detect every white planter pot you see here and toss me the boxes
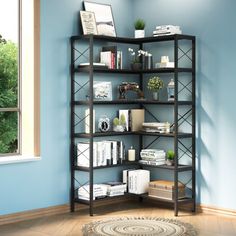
[135,30,145,38]
[113,125,125,132]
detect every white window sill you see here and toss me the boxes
[0,155,41,165]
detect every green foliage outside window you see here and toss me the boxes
[0,34,18,154]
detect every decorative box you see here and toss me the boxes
[148,180,186,200]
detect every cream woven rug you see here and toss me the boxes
[82,217,197,236]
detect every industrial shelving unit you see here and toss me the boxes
[70,34,196,216]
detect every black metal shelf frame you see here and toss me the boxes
[70,34,196,217]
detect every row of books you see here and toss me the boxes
[153,25,182,37]
[77,140,125,167]
[77,173,186,201]
[78,182,127,200]
[100,46,123,69]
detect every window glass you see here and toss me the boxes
[0,0,19,155]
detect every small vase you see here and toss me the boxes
[135,30,145,38]
[152,91,159,100]
[130,62,142,70]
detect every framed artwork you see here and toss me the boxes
[84,1,116,37]
[80,11,98,35]
[93,81,112,101]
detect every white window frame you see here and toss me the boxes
[0,0,41,164]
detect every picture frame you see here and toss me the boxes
[83,1,116,37]
[80,11,98,35]
[93,81,112,101]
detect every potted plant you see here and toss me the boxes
[128,48,142,70]
[113,114,126,132]
[147,76,164,100]
[134,19,145,38]
[166,150,175,166]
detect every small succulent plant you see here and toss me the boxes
[134,19,145,30]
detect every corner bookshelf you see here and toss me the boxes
[70,34,196,216]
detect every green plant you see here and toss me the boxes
[113,114,126,126]
[147,76,164,92]
[167,150,175,160]
[120,114,126,126]
[113,117,119,126]
[134,19,145,30]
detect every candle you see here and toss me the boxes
[128,146,135,161]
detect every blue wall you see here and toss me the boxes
[133,0,236,210]
[0,0,133,216]
[1,0,236,216]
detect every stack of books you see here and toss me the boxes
[153,25,182,37]
[142,122,170,133]
[77,140,125,167]
[139,149,166,166]
[100,46,123,69]
[78,184,107,201]
[102,181,127,197]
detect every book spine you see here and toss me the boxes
[112,141,117,165]
[111,52,115,69]
[85,109,95,133]
[93,142,97,167]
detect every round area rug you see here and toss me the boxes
[82,217,197,236]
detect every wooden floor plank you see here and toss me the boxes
[1,202,236,236]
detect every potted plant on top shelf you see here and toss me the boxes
[166,150,175,166]
[147,76,164,100]
[134,19,145,38]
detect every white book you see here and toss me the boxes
[100,51,112,69]
[112,141,117,165]
[104,141,112,165]
[93,142,98,167]
[120,141,124,162]
[128,170,150,194]
[96,142,104,166]
[85,109,95,134]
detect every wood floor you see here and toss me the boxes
[0,201,236,236]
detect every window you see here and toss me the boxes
[0,0,20,155]
[0,0,40,161]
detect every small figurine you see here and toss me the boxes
[118,82,145,100]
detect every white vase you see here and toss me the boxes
[135,30,145,38]
[152,91,159,100]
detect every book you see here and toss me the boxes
[93,81,112,101]
[100,51,113,69]
[119,110,129,131]
[130,109,145,131]
[104,141,112,165]
[102,46,117,69]
[79,62,107,67]
[85,109,95,134]
[111,141,117,165]
[117,51,123,69]
[127,170,150,194]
